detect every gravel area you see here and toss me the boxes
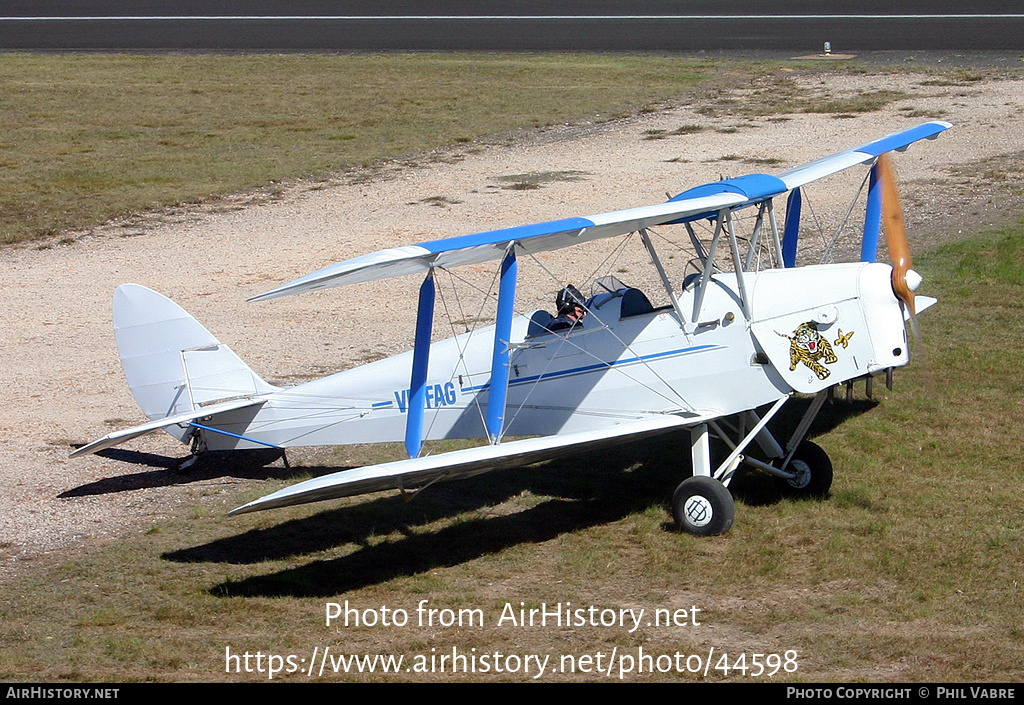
[2,69,1023,579]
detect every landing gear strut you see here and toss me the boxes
[672,391,834,536]
[175,427,207,472]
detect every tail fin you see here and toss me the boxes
[113,284,277,440]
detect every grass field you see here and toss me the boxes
[1,53,1021,682]
[2,223,1022,681]
[0,53,723,245]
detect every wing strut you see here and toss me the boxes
[766,199,785,269]
[691,209,727,322]
[639,228,690,337]
[782,188,801,267]
[405,269,435,459]
[486,246,518,443]
[861,160,883,262]
[692,209,752,321]
[724,210,752,319]
[743,202,768,271]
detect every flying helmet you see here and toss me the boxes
[556,284,586,315]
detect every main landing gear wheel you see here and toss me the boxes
[672,476,736,536]
[773,440,833,498]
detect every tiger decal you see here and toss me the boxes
[778,321,839,380]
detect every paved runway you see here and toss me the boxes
[2,1,1023,52]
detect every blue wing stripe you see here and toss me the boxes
[419,217,593,254]
[669,173,788,203]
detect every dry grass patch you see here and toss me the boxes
[0,53,714,245]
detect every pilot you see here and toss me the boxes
[548,284,587,331]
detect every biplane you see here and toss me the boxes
[72,121,951,535]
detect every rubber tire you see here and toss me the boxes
[672,476,736,536]
[773,440,833,498]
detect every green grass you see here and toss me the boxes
[1,53,989,246]
[0,53,719,245]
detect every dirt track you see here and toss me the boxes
[3,69,1023,578]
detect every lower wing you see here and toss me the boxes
[229,413,712,515]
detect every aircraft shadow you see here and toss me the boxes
[167,394,880,598]
[167,431,690,562]
[778,394,878,437]
[179,434,694,597]
[206,494,643,598]
[59,447,294,498]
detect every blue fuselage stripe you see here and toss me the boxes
[190,422,284,449]
[460,343,720,393]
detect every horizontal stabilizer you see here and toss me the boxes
[70,397,266,458]
[229,413,704,515]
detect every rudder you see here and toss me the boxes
[113,284,277,441]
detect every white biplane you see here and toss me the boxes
[72,121,950,535]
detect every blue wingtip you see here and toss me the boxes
[855,121,952,158]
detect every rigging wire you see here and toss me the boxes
[820,168,872,264]
[521,245,697,409]
[429,262,504,439]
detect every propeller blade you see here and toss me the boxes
[879,153,916,315]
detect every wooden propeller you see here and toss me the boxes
[879,152,917,315]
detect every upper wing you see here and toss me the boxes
[248,194,743,301]
[70,396,266,457]
[250,121,951,302]
[777,120,951,190]
[229,412,708,515]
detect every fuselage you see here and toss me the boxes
[201,261,908,452]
